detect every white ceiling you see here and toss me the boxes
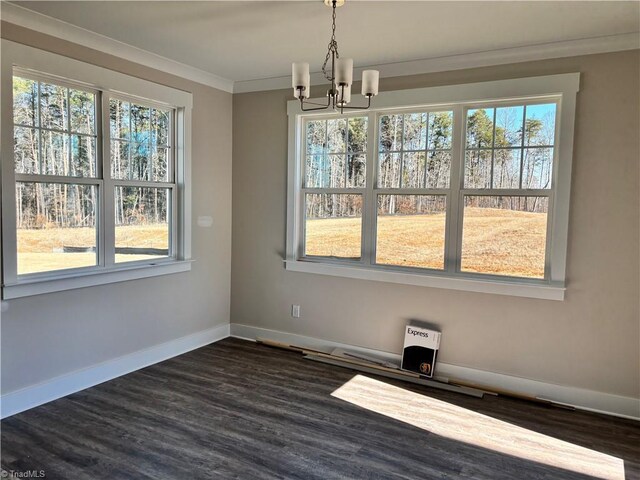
[9,1,640,84]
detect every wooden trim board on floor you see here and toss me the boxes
[232,324,640,420]
[305,354,485,398]
[256,338,570,404]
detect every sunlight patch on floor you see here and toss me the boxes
[331,375,624,480]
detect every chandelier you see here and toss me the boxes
[291,0,379,113]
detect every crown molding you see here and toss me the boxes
[0,2,235,93]
[234,31,640,93]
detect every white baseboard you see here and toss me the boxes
[230,323,640,421]
[4,322,637,422]
[1,323,230,419]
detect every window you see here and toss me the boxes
[304,117,366,259]
[287,74,580,300]
[2,41,192,298]
[109,99,173,264]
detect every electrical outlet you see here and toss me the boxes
[291,304,301,318]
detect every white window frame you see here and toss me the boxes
[1,40,193,299]
[286,73,580,301]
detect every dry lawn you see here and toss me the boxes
[18,209,547,278]
[17,224,168,275]
[306,207,547,278]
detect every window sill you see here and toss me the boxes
[2,260,192,300]
[284,260,565,301]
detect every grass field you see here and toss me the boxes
[306,207,547,278]
[17,208,547,278]
[17,224,168,275]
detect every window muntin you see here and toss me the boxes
[296,99,559,282]
[11,71,177,277]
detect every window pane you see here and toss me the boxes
[347,154,365,188]
[464,150,492,189]
[401,152,425,188]
[305,154,323,188]
[327,154,346,187]
[111,140,130,179]
[13,76,37,126]
[378,152,401,188]
[16,182,97,275]
[466,108,494,148]
[379,114,403,151]
[525,104,556,146]
[115,187,170,263]
[152,146,170,182]
[305,194,361,259]
[376,195,446,270]
[151,108,170,146]
[495,106,524,147]
[427,111,453,150]
[40,82,68,131]
[426,151,451,189]
[523,148,553,189]
[403,113,427,151]
[347,117,367,153]
[130,104,150,143]
[69,89,95,135]
[461,196,548,278]
[492,148,521,189]
[110,99,130,140]
[14,127,39,174]
[41,130,69,176]
[304,154,345,188]
[327,118,347,153]
[131,142,150,181]
[306,120,326,155]
[70,135,97,177]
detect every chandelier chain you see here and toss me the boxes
[321,1,339,82]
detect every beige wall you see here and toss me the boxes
[1,23,233,394]
[232,50,640,398]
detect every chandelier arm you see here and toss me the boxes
[300,103,332,112]
[335,96,373,111]
[301,99,332,107]
[299,95,332,111]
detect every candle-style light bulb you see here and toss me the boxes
[292,62,310,98]
[295,74,311,99]
[338,84,351,105]
[362,70,379,96]
[335,58,353,86]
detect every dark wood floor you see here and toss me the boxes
[2,337,639,479]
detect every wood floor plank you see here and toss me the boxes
[2,337,639,479]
